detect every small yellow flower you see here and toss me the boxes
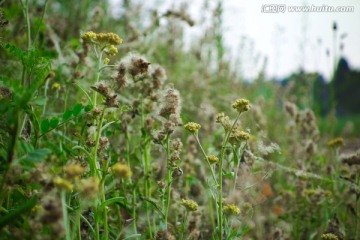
[54,177,73,192]
[184,122,201,134]
[320,233,339,240]
[223,204,241,215]
[112,163,132,179]
[103,58,110,64]
[216,113,225,123]
[64,164,85,180]
[207,155,219,164]
[238,131,251,140]
[81,31,97,43]
[180,199,198,211]
[106,45,118,56]
[51,82,61,91]
[327,137,344,148]
[232,98,250,113]
[96,32,122,45]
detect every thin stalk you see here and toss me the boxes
[179,211,189,240]
[164,134,172,228]
[92,108,106,177]
[100,179,108,240]
[232,142,247,192]
[194,133,218,185]
[218,112,241,239]
[93,50,103,108]
[61,191,71,240]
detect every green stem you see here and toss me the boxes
[180,211,189,240]
[93,50,103,109]
[61,191,71,240]
[218,112,241,239]
[92,108,105,177]
[164,134,172,228]
[194,134,218,185]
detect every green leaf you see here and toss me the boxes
[49,117,60,128]
[73,104,83,116]
[99,197,125,211]
[21,148,51,164]
[30,96,47,106]
[84,104,93,112]
[63,110,72,121]
[41,119,49,132]
[0,198,37,228]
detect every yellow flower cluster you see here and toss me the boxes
[327,137,344,148]
[223,204,241,215]
[54,177,73,192]
[184,122,201,134]
[216,112,225,123]
[320,233,339,240]
[232,98,250,113]
[106,45,118,56]
[207,155,219,164]
[81,31,123,45]
[112,163,132,179]
[64,164,85,180]
[180,199,198,211]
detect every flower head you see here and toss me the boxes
[327,138,344,148]
[207,155,219,164]
[184,122,201,134]
[64,164,86,180]
[54,178,73,192]
[81,31,97,43]
[112,163,132,179]
[106,45,118,56]
[321,233,339,240]
[181,199,198,211]
[232,98,250,113]
[223,204,241,215]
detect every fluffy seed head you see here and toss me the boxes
[64,164,85,179]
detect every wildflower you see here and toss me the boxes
[78,177,99,198]
[103,58,110,64]
[54,178,73,192]
[232,98,250,113]
[215,112,225,123]
[96,32,122,45]
[321,233,339,240]
[229,130,251,145]
[106,45,118,56]
[327,138,344,148]
[112,163,132,179]
[184,122,201,134]
[51,82,61,91]
[150,65,167,89]
[64,164,85,180]
[223,204,241,215]
[180,199,198,211]
[81,31,97,43]
[207,155,219,164]
[115,62,127,90]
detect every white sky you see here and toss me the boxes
[110,0,360,80]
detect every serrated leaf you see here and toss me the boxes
[41,119,49,132]
[49,117,60,128]
[73,104,83,116]
[63,110,72,121]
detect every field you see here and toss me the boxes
[0,1,359,240]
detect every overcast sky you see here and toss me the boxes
[110,0,360,80]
